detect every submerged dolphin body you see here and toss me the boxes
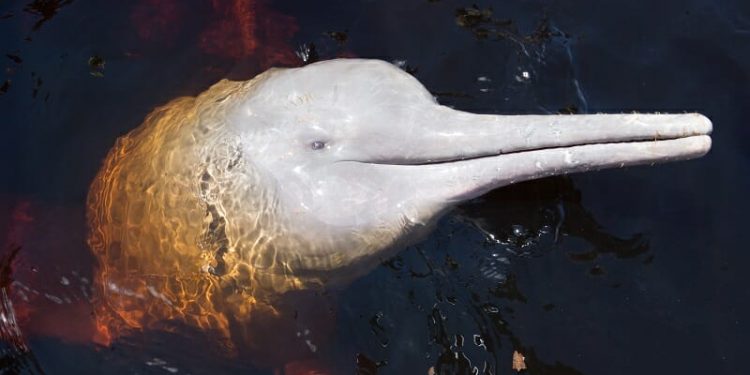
[87,58,711,338]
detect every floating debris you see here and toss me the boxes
[324,30,348,45]
[559,105,579,114]
[455,6,495,29]
[88,55,105,77]
[24,0,74,32]
[454,5,561,49]
[6,54,22,64]
[356,353,385,374]
[512,350,527,371]
[0,80,9,95]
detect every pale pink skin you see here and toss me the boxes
[70,58,717,300]
[217,59,712,286]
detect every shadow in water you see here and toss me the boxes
[458,176,649,260]
[337,177,650,374]
[0,177,675,374]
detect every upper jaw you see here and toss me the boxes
[364,133,712,167]
[344,112,712,204]
[353,111,712,166]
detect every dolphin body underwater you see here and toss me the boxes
[87,58,711,345]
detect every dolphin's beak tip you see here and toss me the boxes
[685,134,712,160]
[694,113,712,156]
[699,134,712,156]
[695,112,713,134]
[678,113,712,158]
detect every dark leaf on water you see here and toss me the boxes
[454,5,560,47]
[6,54,23,64]
[559,104,579,114]
[455,6,493,28]
[0,245,22,287]
[324,31,348,45]
[88,55,105,77]
[24,0,75,31]
[0,80,10,95]
[444,255,459,270]
[524,18,554,44]
[356,353,386,375]
[88,55,105,69]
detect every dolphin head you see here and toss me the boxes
[214,59,711,284]
[88,59,711,337]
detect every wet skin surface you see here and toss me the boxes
[1,0,749,374]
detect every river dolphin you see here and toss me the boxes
[87,58,711,338]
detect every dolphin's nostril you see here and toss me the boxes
[311,141,326,150]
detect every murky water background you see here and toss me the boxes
[2,0,749,374]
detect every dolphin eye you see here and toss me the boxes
[310,141,326,150]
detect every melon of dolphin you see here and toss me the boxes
[87,58,711,339]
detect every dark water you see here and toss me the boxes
[1,0,749,374]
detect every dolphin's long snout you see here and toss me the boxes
[85,58,716,339]
[364,110,711,164]
[360,111,712,202]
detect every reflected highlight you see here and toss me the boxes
[87,78,305,345]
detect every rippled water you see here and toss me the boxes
[2,0,749,374]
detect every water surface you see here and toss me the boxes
[1,0,749,374]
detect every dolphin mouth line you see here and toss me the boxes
[351,133,711,166]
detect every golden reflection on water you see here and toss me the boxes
[86,77,306,348]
